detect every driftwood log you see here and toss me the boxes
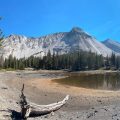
[19,84,69,119]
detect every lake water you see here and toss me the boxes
[53,72,120,90]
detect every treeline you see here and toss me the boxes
[1,51,120,71]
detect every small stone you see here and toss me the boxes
[51,111,54,116]
[44,115,48,118]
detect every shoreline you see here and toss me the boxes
[1,70,120,119]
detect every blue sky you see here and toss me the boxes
[0,0,120,41]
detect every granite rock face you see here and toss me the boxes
[1,27,113,59]
[103,39,120,54]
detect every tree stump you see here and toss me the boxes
[19,84,30,120]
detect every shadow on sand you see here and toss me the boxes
[2,109,42,120]
[9,110,22,120]
[0,109,22,120]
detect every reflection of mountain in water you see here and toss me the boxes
[53,72,120,90]
[103,73,120,90]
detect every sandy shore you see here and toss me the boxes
[1,70,120,119]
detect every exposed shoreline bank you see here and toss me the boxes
[0,70,120,119]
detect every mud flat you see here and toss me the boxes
[0,70,120,120]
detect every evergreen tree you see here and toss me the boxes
[105,55,110,69]
[110,52,116,67]
[2,50,120,71]
[45,50,52,69]
[18,59,25,70]
[3,58,8,69]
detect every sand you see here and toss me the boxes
[0,70,120,119]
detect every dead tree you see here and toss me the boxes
[19,84,69,119]
[19,84,30,119]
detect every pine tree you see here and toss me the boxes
[19,59,25,70]
[3,49,120,71]
[110,52,116,67]
[52,52,56,69]
[104,55,110,69]
[3,58,8,69]
[46,50,52,69]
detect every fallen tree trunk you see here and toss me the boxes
[27,95,69,117]
[20,84,69,119]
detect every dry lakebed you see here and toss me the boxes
[0,70,120,120]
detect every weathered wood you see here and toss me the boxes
[19,84,69,118]
[28,95,69,117]
[19,84,29,119]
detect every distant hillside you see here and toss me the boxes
[103,39,120,54]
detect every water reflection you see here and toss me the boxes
[53,72,120,90]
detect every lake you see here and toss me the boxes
[53,72,120,90]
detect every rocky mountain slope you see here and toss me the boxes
[2,27,113,59]
[103,39,120,54]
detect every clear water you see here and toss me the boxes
[53,72,120,90]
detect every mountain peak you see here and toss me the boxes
[105,38,113,42]
[70,27,93,38]
[7,34,27,39]
[71,27,84,33]
[2,27,113,59]
[103,39,118,44]
[103,39,120,54]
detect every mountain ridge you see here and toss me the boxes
[1,27,115,59]
[103,39,120,54]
